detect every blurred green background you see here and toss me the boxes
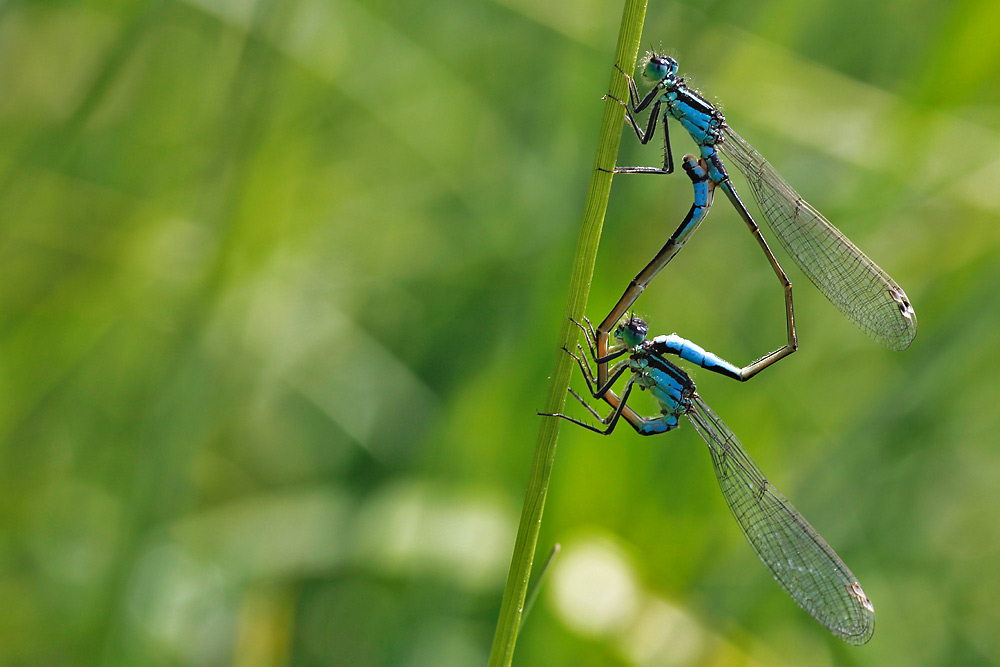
[3,0,1000,664]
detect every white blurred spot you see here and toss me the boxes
[618,597,704,667]
[170,488,351,579]
[353,480,515,590]
[549,536,639,635]
[127,543,235,664]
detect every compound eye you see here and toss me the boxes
[617,316,648,347]
[644,55,677,80]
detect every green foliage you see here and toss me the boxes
[2,0,999,665]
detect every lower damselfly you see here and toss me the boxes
[542,315,876,645]
[592,51,916,388]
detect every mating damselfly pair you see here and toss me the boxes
[543,51,916,645]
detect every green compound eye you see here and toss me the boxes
[644,54,677,80]
[615,315,648,348]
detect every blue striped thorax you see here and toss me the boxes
[643,52,726,150]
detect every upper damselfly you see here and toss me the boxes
[593,52,916,386]
[542,315,876,644]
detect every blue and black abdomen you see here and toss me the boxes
[650,334,742,380]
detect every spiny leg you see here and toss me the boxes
[561,326,631,401]
[542,340,653,435]
[575,315,632,364]
[566,342,631,400]
[613,64,642,108]
[570,317,599,360]
[567,388,605,421]
[542,376,675,437]
[540,376,639,435]
[717,179,798,379]
[604,92,673,174]
[612,64,662,116]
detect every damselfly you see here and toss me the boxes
[593,52,916,386]
[542,315,876,644]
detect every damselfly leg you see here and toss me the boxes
[604,53,916,350]
[542,315,876,644]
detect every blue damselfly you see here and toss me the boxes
[593,52,916,387]
[543,315,876,644]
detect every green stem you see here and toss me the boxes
[486,2,648,665]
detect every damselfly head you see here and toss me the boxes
[614,314,649,348]
[643,53,678,82]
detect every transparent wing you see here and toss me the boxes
[686,395,875,644]
[718,127,916,350]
